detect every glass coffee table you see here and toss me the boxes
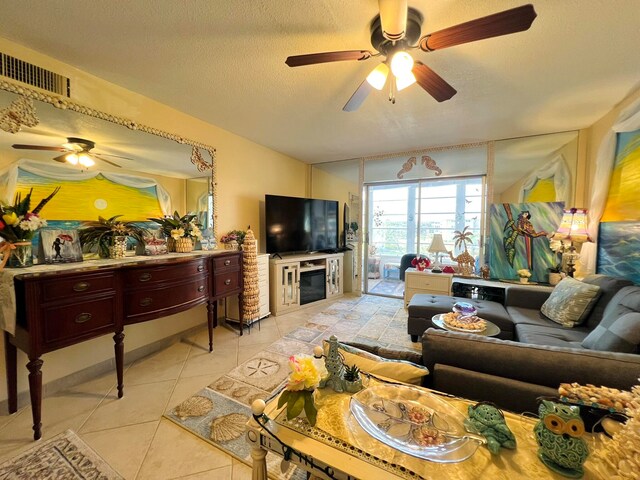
[431,313,501,337]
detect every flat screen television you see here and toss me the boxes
[266,194,339,254]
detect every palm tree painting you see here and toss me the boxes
[489,202,564,282]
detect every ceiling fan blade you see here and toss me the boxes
[419,4,537,52]
[12,144,68,152]
[342,79,374,112]
[378,0,408,41]
[93,154,122,168]
[412,62,457,102]
[285,50,372,67]
[53,154,68,163]
[94,152,133,161]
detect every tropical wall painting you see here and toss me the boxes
[597,128,640,284]
[489,201,564,282]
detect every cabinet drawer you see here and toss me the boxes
[42,296,116,345]
[213,271,241,296]
[123,259,207,286]
[405,273,451,293]
[42,272,116,302]
[213,254,241,272]
[125,275,208,317]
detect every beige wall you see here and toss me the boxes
[0,38,307,403]
[311,166,359,240]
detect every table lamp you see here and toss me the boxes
[550,208,591,277]
[428,234,449,273]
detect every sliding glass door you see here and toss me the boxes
[364,176,485,297]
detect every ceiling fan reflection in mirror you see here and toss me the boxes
[12,137,131,168]
[285,1,537,111]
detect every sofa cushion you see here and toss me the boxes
[516,324,588,348]
[540,277,601,326]
[323,340,429,385]
[581,275,634,329]
[582,312,640,353]
[599,286,640,328]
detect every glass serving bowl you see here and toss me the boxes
[348,384,485,463]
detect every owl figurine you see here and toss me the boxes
[534,400,589,478]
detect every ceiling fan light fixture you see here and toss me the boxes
[395,71,416,91]
[78,153,95,167]
[65,153,79,165]
[366,63,389,90]
[390,51,414,78]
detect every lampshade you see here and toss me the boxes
[396,71,416,91]
[428,234,448,253]
[390,51,414,77]
[551,208,591,243]
[366,63,389,90]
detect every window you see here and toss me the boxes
[367,176,485,261]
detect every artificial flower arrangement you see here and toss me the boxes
[548,239,564,273]
[411,256,431,271]
[149,211,203,241]
[79,215,148,258]
[517,268,532,278]
[277,354,322,426]
[220,229,246,246]
[0,187,60,267]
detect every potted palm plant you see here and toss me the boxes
[79,215,148,259]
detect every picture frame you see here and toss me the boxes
[39,229,83,264]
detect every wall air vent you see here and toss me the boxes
[0,52,70,97]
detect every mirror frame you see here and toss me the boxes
[0,78,217,239]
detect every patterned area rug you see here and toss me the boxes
[165,295,415,479]
[0,430,122,480]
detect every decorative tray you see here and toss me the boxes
[348,384,484,463]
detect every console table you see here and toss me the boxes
[1,250,243,440]
[451,277,554,305]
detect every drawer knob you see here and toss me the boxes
[224,259,231,266]
[224,279,231,286]
[139,273,152,282]
[198,285,205,292]
[197,265,204,272]
[140,297,153,307]
[73,282,90,292]
[75,313,92,324]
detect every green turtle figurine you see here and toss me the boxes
[534,400,589,478]
[464,402,516,454]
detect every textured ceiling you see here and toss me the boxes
[0,0,639,164]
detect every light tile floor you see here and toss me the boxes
[0,299,339,479]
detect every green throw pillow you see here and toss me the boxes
[582,312,640,353]
[540,277,601,327]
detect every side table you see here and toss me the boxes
[404,268,452,307]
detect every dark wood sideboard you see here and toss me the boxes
[3,250,243,440]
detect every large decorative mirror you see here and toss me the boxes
[0,81,217,237]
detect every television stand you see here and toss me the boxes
[269,252,344,315]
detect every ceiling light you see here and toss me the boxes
[366,63,389,90]
[390,51,414,78]
[396,71,416,91]
[78,153,95,167]
[65,153,79,165]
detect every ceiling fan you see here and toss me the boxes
[12,137,130,168]
[285,1,537,111]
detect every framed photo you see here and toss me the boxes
[39,229,83,264]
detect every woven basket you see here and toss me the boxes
[175,237,194,253]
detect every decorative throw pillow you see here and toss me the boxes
[322,341,429,385]
[540,277,601,327]
[582,312,640,353]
